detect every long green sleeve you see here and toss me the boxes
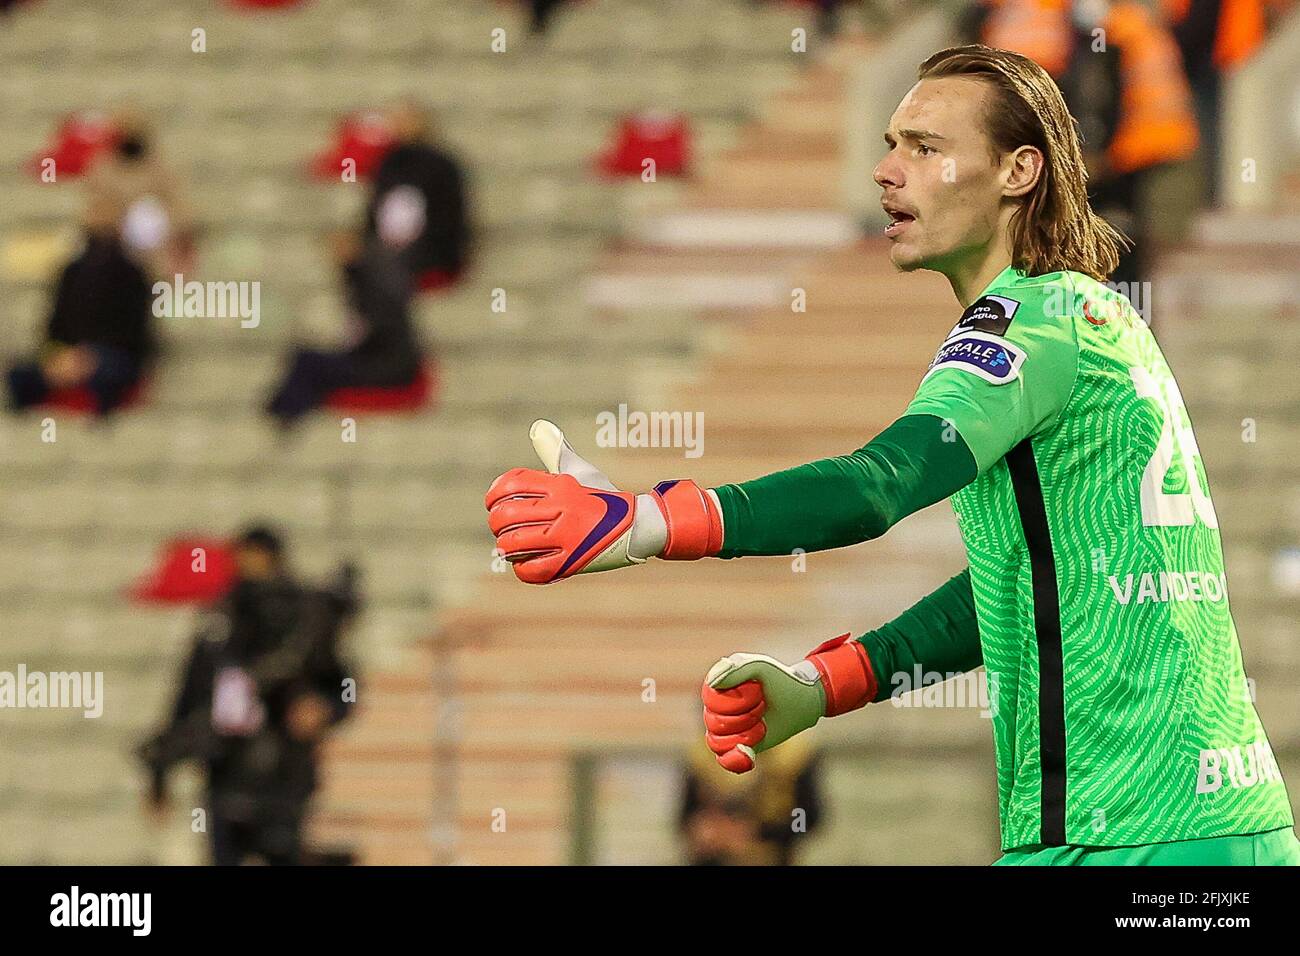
[712,413,978,558]
[857,567,982,703]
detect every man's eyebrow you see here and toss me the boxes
[896,128,946,141]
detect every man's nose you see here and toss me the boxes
[874,154,901,189]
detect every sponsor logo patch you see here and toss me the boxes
[949,294,1020,337]
[923,331,1025,385]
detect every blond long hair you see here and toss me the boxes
[918,44,1127,281]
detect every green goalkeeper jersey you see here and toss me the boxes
[904,265,1293,849]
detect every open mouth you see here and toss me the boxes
[883,207,916,239]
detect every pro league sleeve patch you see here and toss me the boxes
[950,294,1020,336]
[922,331,1026,386]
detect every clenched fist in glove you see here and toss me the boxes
[702,634,878,773]
[485,420,724,585]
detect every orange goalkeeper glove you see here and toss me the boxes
[702,634,878,773]
[485,420,723,585]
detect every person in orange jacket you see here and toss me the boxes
[965,0,1200,308]
[1163,0,1269,202]
[961,0,1077,78]
[1058,0,1199,306]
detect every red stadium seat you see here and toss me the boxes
[226,0,307,9]
[324,362,438,414]
[309,111,395,182]
[25,111,118,180]
[416,267,464,294]
[128,537,239,605]
[39,378,148,414]
[594,112,690,178]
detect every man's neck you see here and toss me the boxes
[944,240,1015,308]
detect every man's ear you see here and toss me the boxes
[1002,145,1044,198]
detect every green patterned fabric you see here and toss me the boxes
[993,826,1300,865]
[906,266,1293,849]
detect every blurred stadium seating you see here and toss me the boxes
[0,0,1296,865]
[0,0,811,865]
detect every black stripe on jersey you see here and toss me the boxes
[1006,438,1067,846]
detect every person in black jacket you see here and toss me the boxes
[363,99,472,288]
[1166,0,1263,206]
[1055,6,1145,292]
[526,0,568,35]
[6,230,155,415]
[266,99,471,427]
[0,0,38,17]
[265,234,423,426]
[7,110,192,416]
[139,526,359,865]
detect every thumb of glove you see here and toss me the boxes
[706,653,820,692]
[529,420,617,491]
[705,653,825,758]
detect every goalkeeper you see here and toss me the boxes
[484,45,1298,865]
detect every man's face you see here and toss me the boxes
[873,77,1008,273]
[388,101,430,143]
[235,545,277,582]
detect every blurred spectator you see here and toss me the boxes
[267,99,462,426]
[964,0,1199,291]
[363,99,472,291]
[5,233,154,415]
[805,0,870,37]
[528,0,569,34]
[81,108,196,279]
[678,739,823,865]
[1059,0,1199,291]
[960,0,1076,78]
[6,109,193,416]
[1162,0,1268,203]
[265,235,424,427]
[815,0,846,36]
[138,526,359,866]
